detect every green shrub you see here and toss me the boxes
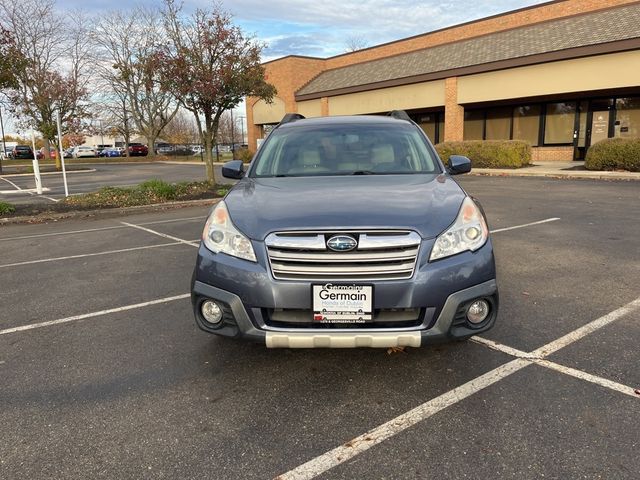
[585,138,640,172]
[435,140,532,169]
[236,148,255,163]
[139,179,177,200]
[0,201,15,215]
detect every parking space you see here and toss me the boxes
[1,177,639,479]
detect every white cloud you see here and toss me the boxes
[219,0,550,57]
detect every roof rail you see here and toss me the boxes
[387,110,412,122]
[279,113,306,125]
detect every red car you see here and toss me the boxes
[128,143,149,156]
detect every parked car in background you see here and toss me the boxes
[100,147,122,158]
[72,146,97,158]
[155,143,173,155]
[128,143,149,156]
[38,147,58,160]
[12,145,34,159]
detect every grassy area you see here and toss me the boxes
[61,180,231,209]
[0,201,15,215]
[0,180,231,218]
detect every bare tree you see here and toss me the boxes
[96,88,136,156]
[93,7,178,153]
[0,0,92,168]
[344,35,368,52]
[158,0,275,182]
[163,109,199,145]
[217,111,243,145]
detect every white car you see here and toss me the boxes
[72,146,97,158]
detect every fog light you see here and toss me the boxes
[201,300,223,324]
[466,299,490,324]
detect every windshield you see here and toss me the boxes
[251,122,441,177]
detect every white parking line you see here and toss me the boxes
[121,221,199,247]
[0,240,198,269]
[1,176,59,202]
[0,188,52,194]
[275,359,531,480]
[531,359,639,399]
[529,296,640,357]
[0,294,190,336]
[276,296,640,479]
[0,176,25,191]
[0,216,206,242]
[490,217,560,233]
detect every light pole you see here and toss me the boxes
[238,115,246,146]
[0,104,5,174]
[230,108,235,160]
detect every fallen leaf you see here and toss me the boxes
[387,346,406,355]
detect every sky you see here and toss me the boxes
[3,0,547,136]
[57,0,548,59]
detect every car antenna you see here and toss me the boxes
[279,113,306,125]
[387,110,412,122]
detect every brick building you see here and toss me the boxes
[246,0,640,161]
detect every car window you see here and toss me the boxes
[251,123,440,177]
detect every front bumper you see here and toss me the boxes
[193,278,497,347]
[191,238,498,348]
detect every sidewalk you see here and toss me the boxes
[471,161,640,180]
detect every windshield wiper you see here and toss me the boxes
[351,170,376,175]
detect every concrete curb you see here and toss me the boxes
[0,168,97,178]
[0,197,220,226]
[468,170,640,181]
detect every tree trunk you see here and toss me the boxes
[146,134,157,156]
[203,133,214,183]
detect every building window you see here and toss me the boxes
[463,110,484,140]
[615,97,640,139]
[544,102,576,144]
[512,105,540,146]
[485,107,511,140]
[417,114,437,143]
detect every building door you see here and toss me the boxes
[589,111,610,146]
[584,98,614,154]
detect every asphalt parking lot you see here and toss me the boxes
[0,162,233,205]
[1,176,639,479]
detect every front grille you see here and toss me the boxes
[265,230,421,280]
[264,308,425,329]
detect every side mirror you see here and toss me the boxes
[447,155,472,175]
[222,160,245,179]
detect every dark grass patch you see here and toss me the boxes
[0,201,15,215]
[0,180,231,218]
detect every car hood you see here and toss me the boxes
[224,174,466,240]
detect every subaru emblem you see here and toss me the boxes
[327,235,357,252]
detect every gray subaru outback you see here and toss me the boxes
[191,112,498,348]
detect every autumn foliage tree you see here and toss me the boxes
[0,0,91,169]
[0,25,23,90]
[158,0,276,182]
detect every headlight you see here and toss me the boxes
[429,197,489,261]
[202,201,257,262]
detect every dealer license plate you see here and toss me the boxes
[312,284,373,323]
